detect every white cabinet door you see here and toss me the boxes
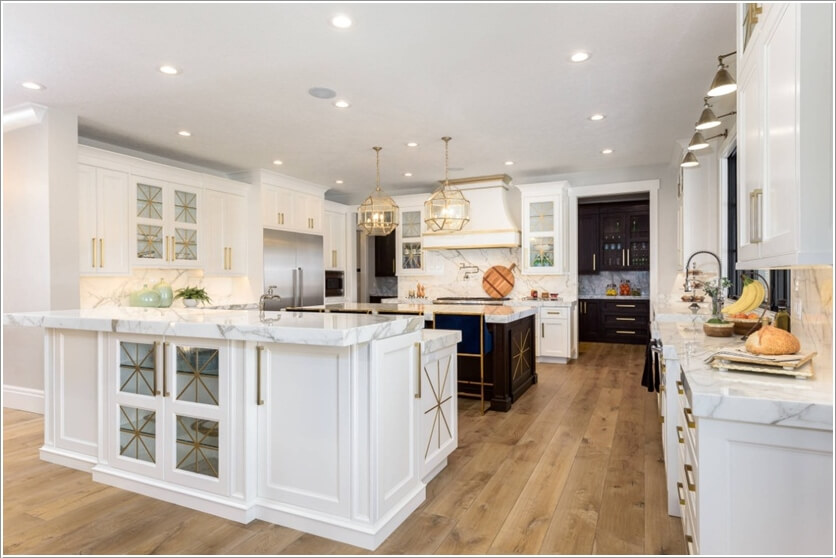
[397,207,425,275]
[262,184,322,234]
[132,177,201,268]
[538,307,571,359]
[106,334,232,496]
[418,342,457,482]
[257,344,351,516]
[204,190,247,276]
[324,210,346,270]
[79,164,130,275]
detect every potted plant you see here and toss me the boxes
[174,286,212,307]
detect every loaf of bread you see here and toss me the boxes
[744,325,801,355]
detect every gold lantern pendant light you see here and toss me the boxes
[424,136,470,232]
[357,146,399,236]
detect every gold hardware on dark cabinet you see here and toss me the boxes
[616,330,636,334]
[615,304,636,308]
[256,346,264,405]
[627,248,630,266]
[616,317,636,321]
[592,253,596,271]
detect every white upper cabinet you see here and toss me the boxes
[132,176,202,268]
[517,182,569,275]
[79,164,131,275]
[262,184,323,234]
[324,209,347,271]
[390,194,443,276]
[736,3,833,268]
[204,184,247,276]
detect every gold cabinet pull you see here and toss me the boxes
[153,342,161,395]
[332,250,337,268]
[414,342,422,399]
[541,323,545,337]
[256,346,264,405]
[659,413,664,424]
[170,236,176,262]
[676,426,685,444]
[750,188,763,243]
[547,311,560,315]
[622,248,625,266]
[228,247,232,270]
[615,304,636,308]
[684,407,696,429]
[616,330,636,334]
[592,253,596,271]
[91,238,97,268]
[616,317,636,321]
[676,380,684,395]
[277,212,281,225]
[685,535,695,555]
[99,238,104,267]
[684,463,696,491]
[627,248,630,266]
[676,482,686,506]
[162,342,170,397]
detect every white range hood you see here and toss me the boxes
[422,174,521,250]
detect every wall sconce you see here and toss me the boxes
[680,151,699,168]
[707,51,737,97]
[681,129,728,167]
[695,98,736,130]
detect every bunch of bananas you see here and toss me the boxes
[721,278,765,315]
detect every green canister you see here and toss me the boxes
[154,278,173,308]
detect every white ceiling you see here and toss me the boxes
[2,3,736,204]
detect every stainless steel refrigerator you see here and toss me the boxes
[262,229,324,310]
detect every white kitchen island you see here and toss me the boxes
[3,307,460,550]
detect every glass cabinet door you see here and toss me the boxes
[398,209,424,274]
[528,237,555,268]
[134,181,199,266]
[528,201,554,233]
[136,183,165,262]
[522,194,562,274]
[173,189,198,262]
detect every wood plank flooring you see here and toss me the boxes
[2,342,685,555]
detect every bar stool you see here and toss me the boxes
[433,312,493,414]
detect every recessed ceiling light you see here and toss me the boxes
[273,160,283,166]
[335,179,344,184]
[570,51,590,63]
[406,142,419,147]
[330,14,352,29]
[333,99,351,109]
[159,65,180,75]
[504,161,515,166]
[589,113,606,121]
[601,148,613,154]
[178,130,192,137]
[403,172,413,177]
[308,87,336,99]
[22,81,45,90]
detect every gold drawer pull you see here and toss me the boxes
[162,342,170,397]
[414,342,422,399]
[676,426,685,444]
[256,346,264,405]
[684,407,696,429]
[547,311,561,315]
[91,238,97,268]
[659,413,664,424]
[616,330,636,334]
[99,239,104,267]
[153,342,161,395]
[616,317,636,321]
[615,304,636,308]
[676,380,684,395]
[685,534,695,555]
[684,464,696,492]
[660,384,666,393]
[677,481,686,506]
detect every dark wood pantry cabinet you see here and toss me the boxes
[374,232,396,277]
[579,298,648,345]
[578,205,600,274]
[599,202,649,271]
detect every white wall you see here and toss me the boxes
[3,106,79,411]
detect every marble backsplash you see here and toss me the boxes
[370,276,398,297]
[578,271,650,297]
[397,248,572,300]
[80,269,254,308]
[791,267,833,369]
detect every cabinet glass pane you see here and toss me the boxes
[529,201,554,233]
[403,241,422,270]
[402,211,422,238]
[174,228,197,261]
[137,224,163,259]
[119,405,156,463]
[630,213,649,235]
[174,190,197,224]
[601,215,624,240]
[528,237,554,267]
[119,342,156,396]
[175,346,219,406]
[136,184,163,220]
[175,416,219,478]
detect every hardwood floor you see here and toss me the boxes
[2,342,685,555]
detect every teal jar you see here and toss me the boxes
[132,284,161,307]
[154,278,173,308]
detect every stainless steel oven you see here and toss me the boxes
[325,270,344,297]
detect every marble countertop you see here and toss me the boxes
[300,302,537,324]
[421,329,462,354]
[3,307,423,347]
[382,297,575,308]
[652,319,833,431]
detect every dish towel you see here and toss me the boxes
[641,338,660,392]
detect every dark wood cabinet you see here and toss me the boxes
[578,205,600,274]
[578,299,601,342]
[579,298,648,344]
[599,202,649,271]
[374,233,396,277]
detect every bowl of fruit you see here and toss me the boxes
[703,318,735,337]
[726,312,767,335]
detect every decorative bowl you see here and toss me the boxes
[726,317,767,335]
[703,321,734,337]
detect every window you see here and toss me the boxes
[726,148,790,310]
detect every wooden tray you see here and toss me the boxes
[707,349,817,379]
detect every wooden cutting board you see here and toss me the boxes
[482,263,516,298]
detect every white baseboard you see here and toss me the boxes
[2,384,44,414]
[537,356,570,365]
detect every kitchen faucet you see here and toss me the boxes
[259,285,281,312]
[683,250,724,312]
